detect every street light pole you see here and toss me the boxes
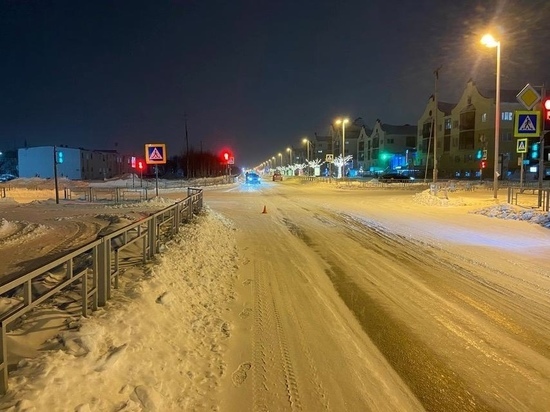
[335,118,349,178]
[278,153,282,168]
[433,66,442,183]
[302,138,309,162]
[287,147,292,165]
[481,34,501,199]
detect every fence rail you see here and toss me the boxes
[0,187,203,394]
[507,187,550,211]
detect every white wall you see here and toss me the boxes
[18,146,82,179]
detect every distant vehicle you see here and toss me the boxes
[272,171,283,181]
[0,174,16,182]
[245,172,261,184]
[378,173,415,183]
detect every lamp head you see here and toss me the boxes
[481,34,499,48]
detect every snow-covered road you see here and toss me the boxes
[206,180,550,411]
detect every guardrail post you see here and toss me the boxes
[174,204,180,233]
[0,323,7,395]
[97,238,109,306]
[148,216,156,258]
[188,198,193,220]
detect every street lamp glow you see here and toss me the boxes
[335,118,349,178]
[278,153,282,167]
[286,147,292,165]
[481,33,501,199]
[481,34,498,48]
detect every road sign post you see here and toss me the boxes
[517,138,528,189]
[145,144,167,197]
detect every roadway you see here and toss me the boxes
[204,177,550,411]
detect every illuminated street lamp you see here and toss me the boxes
[302,138,310,162]
[481,33,501,199]
[286,147,292,165]
[278,153,282,167]
[335,118,349,178]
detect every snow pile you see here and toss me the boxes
[472,204,550,228]
[0,207,239,411]
[0,219,49,246]
[413,189,550,228]
[0,218,17,237]
[107,196,179,209]
[412,189,472,207]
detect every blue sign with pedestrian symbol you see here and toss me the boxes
[514,111,540,137]
[145,143,167,164]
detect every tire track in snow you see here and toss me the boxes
[281,211,495,412]
[252,260,303,411]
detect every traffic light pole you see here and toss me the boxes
[538,84,546,207]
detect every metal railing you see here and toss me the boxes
[507,187,550,211]
[0,187,203,394]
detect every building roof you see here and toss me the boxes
[376,121,417,135]
[314,133,332,142]
[438,101,455,115]
[478,87,523,103]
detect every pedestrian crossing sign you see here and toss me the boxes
[516,138,528,153]
[145,143,167,164]
[514,111,540,137]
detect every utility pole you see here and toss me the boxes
[433,65,442,183]
[184,113,190,178]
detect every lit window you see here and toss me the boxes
[501,112,513,121]
[445,119,451,130]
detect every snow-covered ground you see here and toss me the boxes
[0,177,549,411]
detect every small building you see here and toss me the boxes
[18,146,130,180]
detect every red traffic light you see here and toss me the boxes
[543,97,550,131]
[138,161,144,170]
[220,149,233,164]
[480,160,487,169]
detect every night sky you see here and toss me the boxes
[2,0,550,167]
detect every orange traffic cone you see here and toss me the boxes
[262,205,267,214]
